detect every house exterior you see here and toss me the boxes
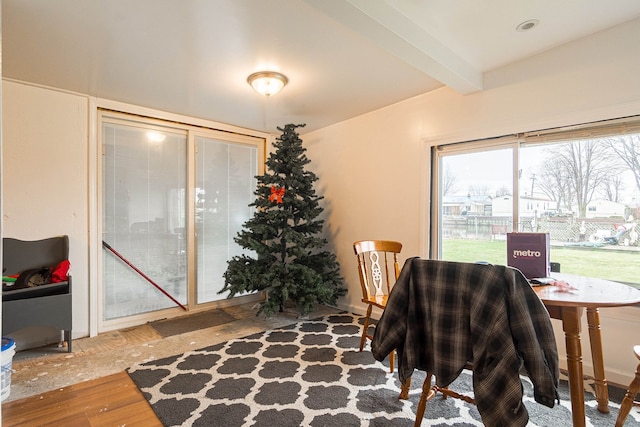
[442,195,492,216]
[492,195,556,217]
[574,199,627,219]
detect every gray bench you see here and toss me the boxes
[2,236,72,352]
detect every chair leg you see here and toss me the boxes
[399,376,412,400]
[360,305,394,372]
[616,363,640,427]
[414,373,435,427]
[359,305,373,352]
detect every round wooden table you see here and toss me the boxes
[534,273,640,427]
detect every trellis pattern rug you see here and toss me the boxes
[127,313,639,426]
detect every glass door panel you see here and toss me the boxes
[517,144,561,233]
[102,123,187,320]
[438,148,513,264]
[518,138,640,282]
[196,136,257,304]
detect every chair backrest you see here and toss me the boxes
[3,235,69,275]
[353,240,402,300]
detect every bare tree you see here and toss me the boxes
[551,140,616,217]
[600,173,624,202]
[605,134,640,192]
[441,166,458,196]
[468,184,491,196]
[495,186,511,197]
[536,156,573,210]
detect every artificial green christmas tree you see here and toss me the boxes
[220,123,346,316]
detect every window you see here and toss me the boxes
[99,111,264,326]
[432,116,640,287]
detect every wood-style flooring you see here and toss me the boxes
[2,371,161,426]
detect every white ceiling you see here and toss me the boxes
[3,0,640,134]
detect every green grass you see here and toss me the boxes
[441,239,640,285]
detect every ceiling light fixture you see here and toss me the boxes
[247,71,288,97]
[516,19,539,32]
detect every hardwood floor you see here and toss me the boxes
[2,371,161,426]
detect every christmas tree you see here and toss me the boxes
[220,123,346,316]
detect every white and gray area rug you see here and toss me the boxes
[127,313,639,426]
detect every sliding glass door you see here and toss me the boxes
[196,135,258,304]
[102,121,187,320]
[436,144,515,265]
[431,117,640,287]
[100,112,264,326]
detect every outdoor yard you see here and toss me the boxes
[442,239,640,286]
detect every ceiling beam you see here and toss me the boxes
[304,0,483,95]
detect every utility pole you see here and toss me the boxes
[530,173,536,197]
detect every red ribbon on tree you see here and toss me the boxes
[269,185,285,204]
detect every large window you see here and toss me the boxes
[100,111,264,327]
[432,117,640,287]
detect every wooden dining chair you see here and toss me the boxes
[353,240,402,372]
[615,345,640,427]
[414,371,476,426]
[372,259,559,426]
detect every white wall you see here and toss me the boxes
[303,17,640,385]
[2,81,89,346]
[2,82,270,346]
